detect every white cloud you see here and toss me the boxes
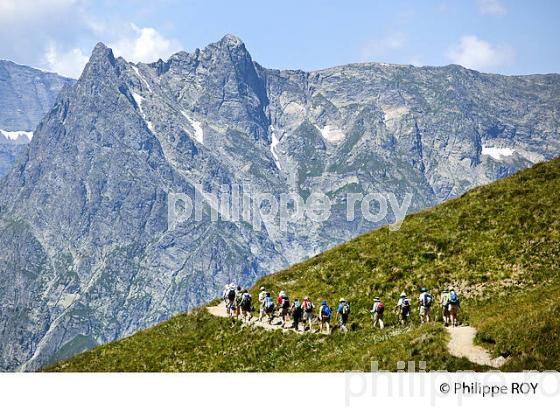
[42,41,89,78]
[0,1,182,77]
[478,0,507,16]
[110,24,183,63]
[36,24,182,78]
[0,0,89,76]
[0,0,80,24]
[446,35,514,71]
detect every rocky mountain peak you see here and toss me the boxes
[90,42,115,62]
[218,33,245,48]
[205,34,251,62]
[82,42,117,78]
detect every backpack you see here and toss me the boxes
[376,302,385,314]
[293,302,302,317]
[423,293,433,307]
[264,296,274,311]
[342,304,349,316]
[401,299,411,314]
[282,297,290,309]
[321,305,331,318]
[241,293,251,308]
[304,301,313,313]
[227,288,236,302]
[449,291,459,305]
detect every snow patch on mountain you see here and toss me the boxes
[0,129,33,143]
[270,126,281,170]
[131,92,144,110]
[482,145,514,160]
[132,65,152,93]
[180,111,204,144]
[131,92,154,132]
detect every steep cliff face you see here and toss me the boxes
[0,35,558,371]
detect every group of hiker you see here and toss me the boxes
[388,286,460,328]
[257,287,353,333]
[222,284,460,334]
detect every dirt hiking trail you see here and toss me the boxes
[446,326,507,368]
[207,301,327,334]
[209,302,507,368]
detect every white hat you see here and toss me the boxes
[260,286,265,291]
[400,292,406,297]
[339,298,346,302]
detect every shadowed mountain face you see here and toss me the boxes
[1,35,559,371]
[0,60,75,178]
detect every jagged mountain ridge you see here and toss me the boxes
[0,34,559,371]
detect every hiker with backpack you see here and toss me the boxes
[336,298,350,333]
[234,286,244,320]
[440,287,451,326]
[263,292,275,324]
[319,300,332,334]
[225,284,237,320]
[370,297,385,329]
[291,298,303,331]
[395,292,411,325]
[222,284,231,314]
[302,296,314,332]
[448,287,460,327]
[278,291,290,328]
[418,287,433,324]
[258,286,267,322]
[240,289,253,322]
[277,291,285,305]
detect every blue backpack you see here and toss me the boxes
[265,296,274,310]
[449,291,459,304]
[321,305,331,318]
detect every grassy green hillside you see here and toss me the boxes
[48,158,560,372]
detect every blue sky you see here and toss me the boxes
[0,0,559,78]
